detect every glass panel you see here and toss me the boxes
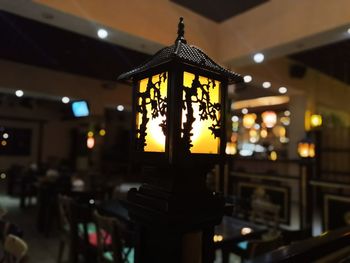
[136,72,167,152]
[182,71,221,154]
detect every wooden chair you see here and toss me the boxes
[57,194,74,263]
[57,194,98,263]
[3,234,28,263]
[70,200,98,263]
[94,211,134,263]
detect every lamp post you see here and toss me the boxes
[118,18,242,263]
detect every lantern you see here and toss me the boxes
[298,138,316,158]
[262,111,277,128]
[117,18,243,262]
[118,18,242,166]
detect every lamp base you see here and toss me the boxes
[127,166,224,263]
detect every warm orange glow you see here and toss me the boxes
[243,113,256,129]
[249,129,259,143]
[230,133,238,142]
[260,128,268,138]
[87,137,95,149]
[298,142,315,158]
[225,142,237,155]
[273,125,286,137]
[182,72,220,154]
[1,140,7,146]
[262,111,277,128]
[137,73,168,152]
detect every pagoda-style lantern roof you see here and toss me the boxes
[118,18,242,83]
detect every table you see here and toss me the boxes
[214,217,266,263]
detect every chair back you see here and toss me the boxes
[0,221,23,243]
[57,194,73,233]
[58,195,95,263]
[3,234,28,263]
[251,198,280,230]
[94,211,126,263]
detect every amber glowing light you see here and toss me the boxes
[262,111,277,128]
[310,114,322,128]
[243,113,256,129]
[137,73,168,152]
[225,142,237,155]
[298,142,315,158]
[182,72,220,154]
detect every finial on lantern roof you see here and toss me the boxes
[176,17,187,44]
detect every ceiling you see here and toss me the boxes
[0,10,150,81]
[290,38,350,85]
[171,0,269,22]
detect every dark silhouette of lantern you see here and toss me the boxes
[118,18,242,263]
[119,18,242,166]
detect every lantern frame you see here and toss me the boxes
[129,61,229,167]
[119,18,241,167]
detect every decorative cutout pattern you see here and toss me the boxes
[182,72,221,153]
[136,72,168,152]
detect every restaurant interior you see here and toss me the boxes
[1,1,350,262]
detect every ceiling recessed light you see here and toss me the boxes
[243,75,252,83]
[3,133,9,139]
[241,108,248,114]
[117,105,124,111]
[278,87,287,94]
[61,97,70,104]
[15,90,24,97]
[97,28,108,39]
[253,53,264,63]
[262,81,271,88]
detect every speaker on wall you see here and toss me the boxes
[289,64,307,78]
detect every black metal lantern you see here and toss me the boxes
[119,18,242,167]
[118,18,242,263]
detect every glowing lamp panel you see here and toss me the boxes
[182,72,221,154]
[136,72,168,152]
